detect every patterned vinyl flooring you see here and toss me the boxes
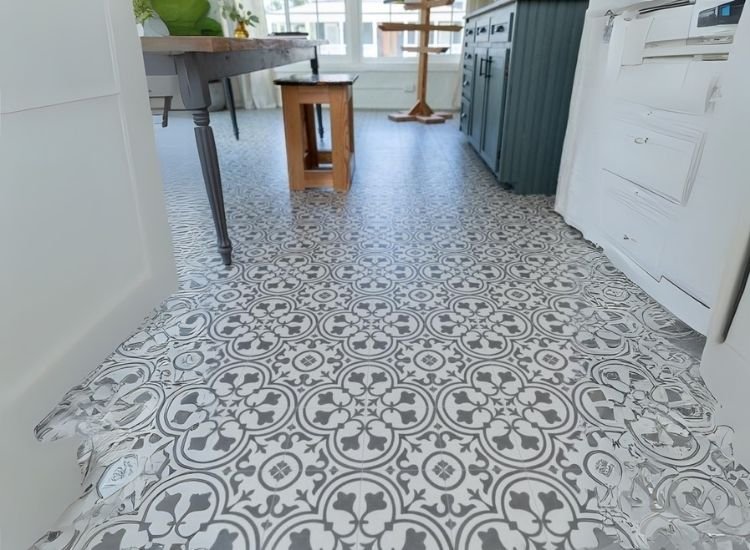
[32,111,750,550]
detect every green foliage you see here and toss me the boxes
[150,0,224,36]
[221,1,260,27]
[132,0,155,24]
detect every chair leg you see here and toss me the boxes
[224,78,240,140]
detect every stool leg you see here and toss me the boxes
[348,92,355,154]
[281,87,306,191]
[303,104,319,169]
[330,87,353,192]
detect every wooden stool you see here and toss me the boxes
[275,74,357,192]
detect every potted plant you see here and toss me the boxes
[150,0,223,36]
[221,1,260,38]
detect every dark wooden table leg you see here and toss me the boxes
[162,96,172,128]
[193,110,232,265]
[224,77,240,141]
[310,47,325,141]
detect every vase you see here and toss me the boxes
[234,21,249,39]
[143,16,171,37]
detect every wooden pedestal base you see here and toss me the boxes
[388,101,454,124]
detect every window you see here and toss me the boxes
[361,0,465,59]
[264,1,466,63]
[264,0,348,56]
[361,22,374,45]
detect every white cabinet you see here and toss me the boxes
[556,2,743,334]
[602,118,702,204]
[600,172,673,278]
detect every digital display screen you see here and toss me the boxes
[698,0,744,26]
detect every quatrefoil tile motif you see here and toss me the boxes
[33,111,748,550]
[211,296,315,359]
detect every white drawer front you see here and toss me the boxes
[604,121,699,203]
[600,173,671,278]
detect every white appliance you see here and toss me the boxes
[691,0,745,39]
[556,0,745,333]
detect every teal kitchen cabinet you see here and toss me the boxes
[461,0,588,195]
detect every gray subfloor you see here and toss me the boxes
[32,110,750,549]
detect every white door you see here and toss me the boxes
[0,1,176,547]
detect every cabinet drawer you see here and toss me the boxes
[489,18,510,42]
[462,49,476,71]
[460,98,471,134]
[475,18,491,41]
[464,21,477,42]
[603,120,700,203]
[601,173,672,277]
[461,71,473,100]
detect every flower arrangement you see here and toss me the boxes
[221,1,260,27]
[132,0,155,24]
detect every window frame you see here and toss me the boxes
[265,0,465,70]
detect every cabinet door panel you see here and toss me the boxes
[480,47,510,171]
[0,0,118,113]
[469,48,488,151]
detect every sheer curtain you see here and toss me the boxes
[217,0,279,109]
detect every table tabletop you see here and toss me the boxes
[141,36,326,55]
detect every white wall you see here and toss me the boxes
[346,66,461,111]
[150,62,462,112]
[270,61,462,111]
[0,1,176,547]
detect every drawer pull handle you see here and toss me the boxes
[623,234,637,242]
[463,79,470,87]
[634,137,649,144]
[461,112,467,119]
[493,25,505,33]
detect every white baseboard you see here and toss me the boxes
[604,245,711,335]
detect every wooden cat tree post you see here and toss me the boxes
[379,0,462,124]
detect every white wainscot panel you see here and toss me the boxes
[0,0,118,113]
[0,95,149,396]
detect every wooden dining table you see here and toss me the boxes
[141,36,325,265]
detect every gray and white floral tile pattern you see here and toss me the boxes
[31,111,750,549]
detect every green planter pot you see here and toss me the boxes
[151,0,223,36]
